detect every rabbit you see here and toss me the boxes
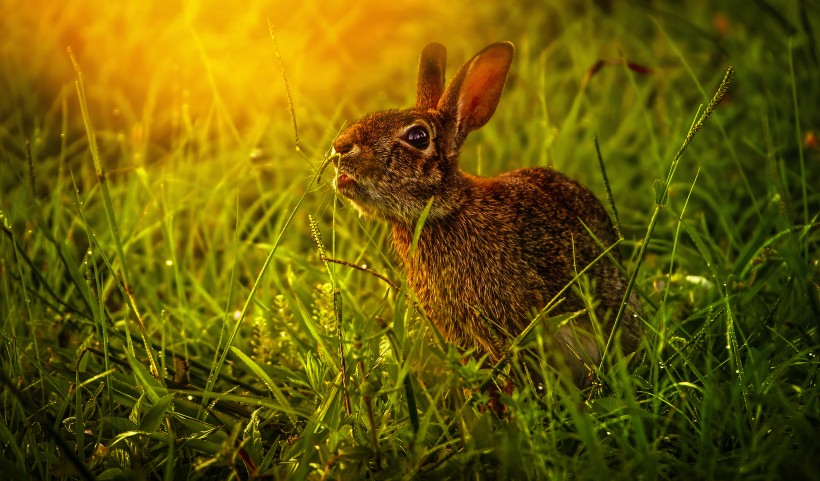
[331,41,642,386]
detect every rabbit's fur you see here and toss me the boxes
[332,42,642,385]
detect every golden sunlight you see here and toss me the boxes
[5,0,495,142]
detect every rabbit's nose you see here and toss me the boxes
[332,138,356,157]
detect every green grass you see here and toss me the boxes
[1,0,818,479]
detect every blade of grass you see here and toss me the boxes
[788,40,809,235]
[600,66,735,371]
[200,154,332,413]
[67,47,162,383]
[655,19,759,224]
[229,346,296,423]
[594,135,621,237]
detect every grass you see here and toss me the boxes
[1,0,818,479]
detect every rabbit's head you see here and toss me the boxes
[332,42,514,223]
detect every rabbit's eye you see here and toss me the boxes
[403,126,430,150]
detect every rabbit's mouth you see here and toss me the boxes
[335,172,358,192]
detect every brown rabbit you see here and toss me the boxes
[332,41,642,386]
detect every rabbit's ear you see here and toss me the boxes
[438,42,514,142]
[416,42,447,110]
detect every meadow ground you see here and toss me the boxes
[1,0,818,479]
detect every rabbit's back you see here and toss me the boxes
[502,168,642,359]
[392,166,641,378]
[498,168,621,293]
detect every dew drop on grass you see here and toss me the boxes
[188,395,194,401]
[165,259,173,266]
[233,310,242,321]
[361,263,368,269]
